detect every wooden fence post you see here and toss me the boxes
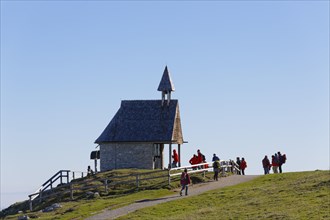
[168,169,171,186]
[70,183,73,200]
[60,172,63,185]
[29,196,33,211]
[39,189,42,202]
[136,174,139,190]
[104,179,108,194]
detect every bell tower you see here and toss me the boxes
[157,66,175,106]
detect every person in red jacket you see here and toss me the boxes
[172,149,179,168]
[180,168,191,196]
[271,155,279,173]
[197,149,203,164]
[197,149,205,169]
[240,157,247,175]
[189,154,198,170]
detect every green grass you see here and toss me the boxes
[3,170,328,219]
[117,170,330,220]
[1,169,211,219]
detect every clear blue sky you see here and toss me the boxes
[1,1,329,209]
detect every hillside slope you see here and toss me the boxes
[2,170,329,220]
[118,170,330,220]
[86,175,259,219]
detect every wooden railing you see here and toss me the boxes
[169,160,240,184]
[28,160,239,211]
[29,170,70,201]
[28,169,167,211]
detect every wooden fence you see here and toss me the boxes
[28,160,239,211]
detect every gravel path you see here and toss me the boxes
[85,175,259,220]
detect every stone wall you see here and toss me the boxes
[100,143,155,171]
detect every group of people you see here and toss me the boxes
[180,149,215,196]
[180,152,248,196]
[262,151,287,174]
[236,157,247,175]
[172,149,209,170]
[188,149,208,169]
[178,149,287,196]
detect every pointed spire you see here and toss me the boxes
[158,66,175,106]
[157,66,175,92]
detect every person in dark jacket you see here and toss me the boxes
[236,157,241,175]
[278,151,286,173]
[262,155,271,174]
[212,153,220,162]
[212,160,220,181]
[180,168,191,196]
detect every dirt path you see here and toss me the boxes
[85,175,259,220]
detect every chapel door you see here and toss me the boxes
[153,144,164,169]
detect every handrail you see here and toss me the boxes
[41,170,70,187]
[29,170,71,201]
[169,159,239,177]
[28,160,239,211]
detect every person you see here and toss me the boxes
[189,154,198,170]
[212,160,220,181]
[180,168,191,196]
[240,158,247,175]
[87,166,94,176]
[212,153,220,162]
[172,149,179,168]
[277,152,283,173]
[282,154,287,164]
[262,155,271,175]
[203,158,209,169]
[271,155,279,173]
[236,157,241,175]
[278,151,287,173]
[229,160,234,173]
[197,149,204,169]
[275,153,279,163]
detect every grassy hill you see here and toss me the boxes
[118,170,330,220]
[0,169,208,219]
[1,170,329,219]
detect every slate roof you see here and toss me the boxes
[157,66,175,92]
[95,100,183,144]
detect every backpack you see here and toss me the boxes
[202,154,206,161]
[282,154,287,164]
[213,161,220,168]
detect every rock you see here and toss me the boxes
[51,203,62,209]
[42,207,53,213]
[85,191,94,199]
[93,192,100,199]
[85,191,100,199]
[17,215,29,220]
